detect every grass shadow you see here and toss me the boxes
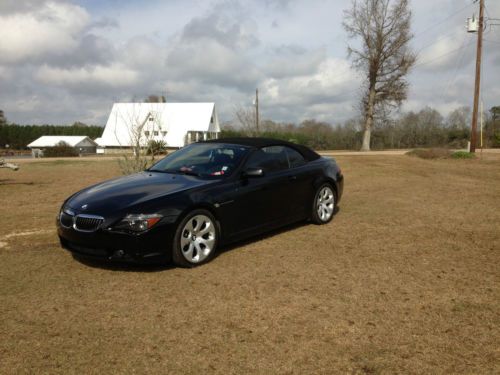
[29,160,97,167]
[0,179,36,186]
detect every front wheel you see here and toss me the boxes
[311,184,336,224]
[172,209,218,267]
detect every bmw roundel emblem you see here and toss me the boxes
[81,204,88,210]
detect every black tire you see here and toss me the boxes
[311,183,337,225]
[172,209,219,268]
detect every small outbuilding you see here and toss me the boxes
[27,136,98,157]
[96,102,220,153]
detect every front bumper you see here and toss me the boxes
[57,222,175,263]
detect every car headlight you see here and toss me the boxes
[113,214,163,233]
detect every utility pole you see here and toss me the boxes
[470,0,484,153]
[255,88,260,134]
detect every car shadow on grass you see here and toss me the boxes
[216,221,308,257]
[72,207,340,272]
[216,206,340,258]
[71,254,175,272]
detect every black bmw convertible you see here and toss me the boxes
[57,138,343,267]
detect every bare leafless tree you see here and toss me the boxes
[145,95,166,103]
[234,106,259,136]
[0,110,7,126]
[114,103,164,174]
[343,0,416,151]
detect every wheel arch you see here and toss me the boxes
[313,176,338,200]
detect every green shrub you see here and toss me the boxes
[43,142,78,157]
[493,132,500,148]
[147,140,168,156]
[451,151,476,159]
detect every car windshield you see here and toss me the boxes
[148,143,250,178]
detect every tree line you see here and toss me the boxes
[0,123,104,150]
[225,106,500,151]
[1,105,499,151]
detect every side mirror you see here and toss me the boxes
[243,167,264,177]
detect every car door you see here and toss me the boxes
[224,146,290,237]
[284,146,315,218]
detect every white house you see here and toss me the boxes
[96,102,220,153]
[27,136,98,157]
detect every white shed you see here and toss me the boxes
[96,102,220,152]
[27,136,98,157]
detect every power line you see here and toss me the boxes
[413,41,474,69]
[340,38,476,97]
[409,2,477,69]
[415,28,464,54]
[484,2,492,20]
[483,3,500,33]
[413,2,475,40]
[338,2,483,101]
[483,39,500,45]
[445,34,472,92]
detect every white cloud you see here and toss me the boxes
[259,57,359,122]
[0,66,11,80]
[35,64,140,88]
[262,58,357,105]
[264,46,326,78]
[121,36,167,71]
[165,39,261,89]
[0,1,89,63]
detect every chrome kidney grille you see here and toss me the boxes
[60,210,104,232]
[74,215,104,232]
[60,211,74,228]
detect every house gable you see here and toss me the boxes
[97,102,219,148]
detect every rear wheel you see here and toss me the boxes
[172,209,218,267]
[311,184,336,224]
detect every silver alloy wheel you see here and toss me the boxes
[180,214,216,263]
[316,186,335,222]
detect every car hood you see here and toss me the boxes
[66,171,215,214]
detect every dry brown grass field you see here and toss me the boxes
[0,154,499,374]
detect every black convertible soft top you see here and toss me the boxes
[203,137,321,162]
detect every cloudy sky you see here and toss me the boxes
[0,0,499,126]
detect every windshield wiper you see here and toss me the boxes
[160,169,202,177]
[178,170,202,177]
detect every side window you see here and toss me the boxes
[246,146,288,173]
[285,147,306,168]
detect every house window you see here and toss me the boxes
[153,131,159,136]
[161,131,167,137]
[144,131,150,136]
[148,116,154,122]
